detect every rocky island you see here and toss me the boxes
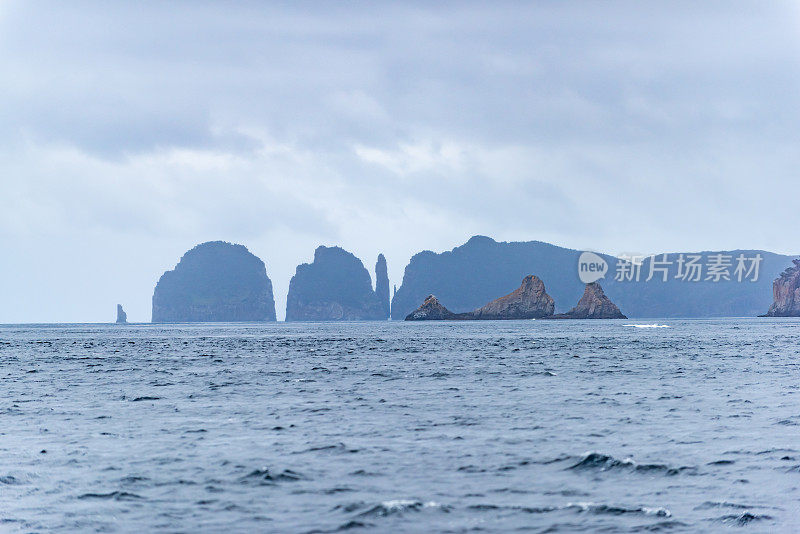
[471,275,555,319]
[405,275,555,320]
[762,259,800,317]
[116,304,128,324]
[151,241,277,322]
[552,283,627,319]
[404,295,466,320]
[286,246,388,321]
[391,235,794,319]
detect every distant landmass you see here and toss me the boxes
[392,235,796,319]
[151,241,277,322]
[762,259,800,317]
[285,246,388,321]
[143,236,795,322]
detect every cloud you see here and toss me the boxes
[0,1,799,321]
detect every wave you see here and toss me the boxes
[294,443,360,454]
[334,500,450,519]
[77,491,144,501]
[716,512,773,526]
[623,324,670,328]
[240,468,306,485]
[358,500,449,518]
[467,503,556,514]
[695,501,751,510]
[566,502,671,517]
[465,501,671,518]
[567,452,696,476]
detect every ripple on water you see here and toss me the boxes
[567,452,696,476]
[77,491,144,501]
[239,468,306,485]
[714,512,774,526]
[4,320,800,532]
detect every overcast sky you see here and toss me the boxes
[1,1,799,322]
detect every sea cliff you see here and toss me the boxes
[286,246,387,321]
[152,241,277,322]
[763,259,800,317]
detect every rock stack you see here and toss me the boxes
[375,254,390,319]
[762,259,800,317]
[116,304,128,324]
[405,275,555,320]
[286,246,386,321]
[553,283,627,319]
[151,241,277,322]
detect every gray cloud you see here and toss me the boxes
[1,1,799,321]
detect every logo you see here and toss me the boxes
[578,251,608,284]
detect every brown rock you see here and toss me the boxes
[470,275,555,319]
[553,282,626,319]
[405,275,556,321]
[762,259,800,317]
[404,295,467,321]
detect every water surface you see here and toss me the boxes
[1,319,799,532]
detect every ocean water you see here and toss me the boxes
[2,319,800,533]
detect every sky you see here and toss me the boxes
[1,1,799,323]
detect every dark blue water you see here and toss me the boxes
[2,319,800,532]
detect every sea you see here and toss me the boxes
[1,319,800,533]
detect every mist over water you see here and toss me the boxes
[2,319,800,532]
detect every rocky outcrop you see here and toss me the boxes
[404,295,467,321]
[375,254,390,319]
[553,283,627,319]
[763,259,800,317]
[286,246,386,321]
[391,235,796,319]
[152,241,277,322]
[406,275,554,320]
[116,304,128,324]
[470,275,555,319]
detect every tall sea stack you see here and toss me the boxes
[285,246,386,321]
[152,241,277,322]
[116,304,128,324]
[375,254,390,319]
[763,259,800,317]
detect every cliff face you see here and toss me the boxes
[375,254,390,319]
[152,241,277,322]
[286,246,385,321]
[406,275,554,321]
[116,304,128,324]
[471,275,555,319]
[391,235,796,319]
[554,283,626,319]
[764,259,800,317]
